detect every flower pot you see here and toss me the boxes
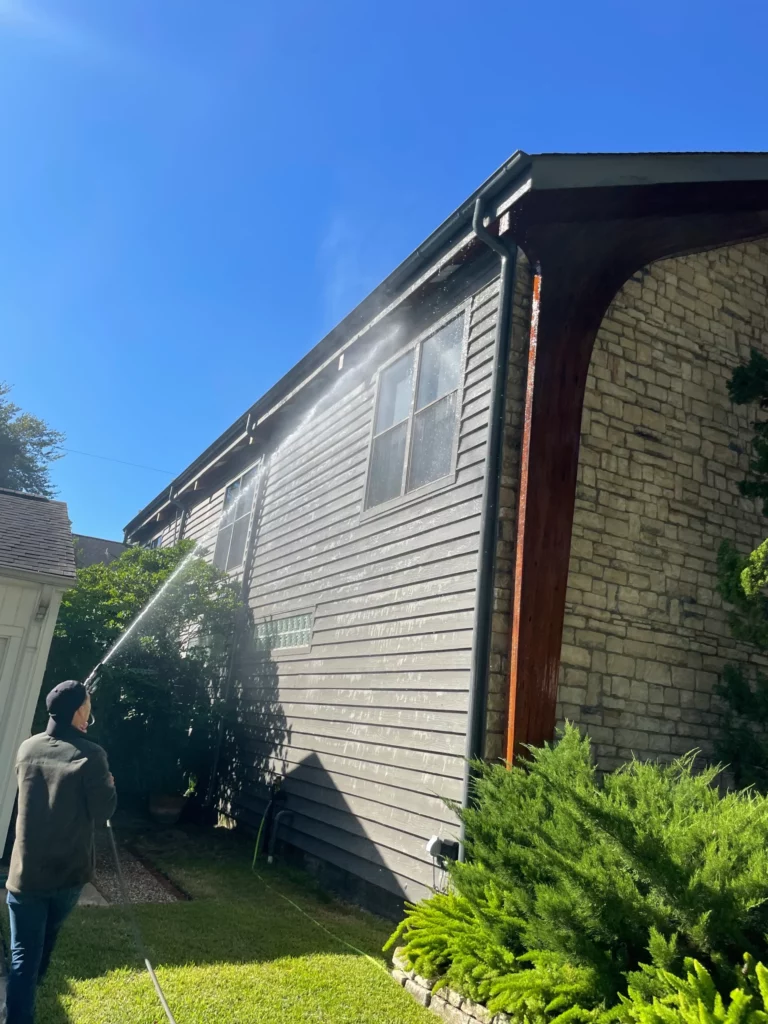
[148,793,187,826]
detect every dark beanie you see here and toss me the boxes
[46,680,88,725]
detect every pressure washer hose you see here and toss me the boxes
[106,821,178,1024]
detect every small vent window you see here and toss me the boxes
[254,613,313,654]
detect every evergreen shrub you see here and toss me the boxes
[387,727,768,1020]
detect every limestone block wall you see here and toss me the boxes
[557,240,768,769]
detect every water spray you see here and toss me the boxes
[75,328,404,1020]
[84,542,201,692]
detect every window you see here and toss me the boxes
[366,313,465,510]
[146,534,163,549]
[254,613,313,654]
[213,466,260,572]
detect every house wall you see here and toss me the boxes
[0,579,63,847]
[182,485,229,550]
[557,239,768,768]
[208,254,528,905]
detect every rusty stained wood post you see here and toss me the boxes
[505,238,630,763]
[504,202,768,765]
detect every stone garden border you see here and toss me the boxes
[392,949,510,1024]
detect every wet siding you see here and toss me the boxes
[181,486,228,550]
[229,280,502,903]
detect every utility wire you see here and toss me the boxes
[0,440,173,476]
[62,448,174,475]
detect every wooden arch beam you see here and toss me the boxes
[505,202,768,763]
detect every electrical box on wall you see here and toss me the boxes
[426,836,459,863]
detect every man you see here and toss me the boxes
[4,680,116,1024]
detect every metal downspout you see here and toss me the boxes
[205,459,268,808]
[168,490,188,544]
[460,198,519,858]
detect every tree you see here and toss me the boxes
[716,350,768,787]
[40,541,241,799]
[0,381,64,497]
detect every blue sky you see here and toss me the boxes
[1,0,766,539]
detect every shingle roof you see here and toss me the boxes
[73,534,126,568]
[0,488,76,582]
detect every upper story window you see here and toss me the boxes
[214,466,259,572]
[365,313,465,510]
[146,534,163,549]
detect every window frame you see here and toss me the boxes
[361,304,470,520]
[213,460,262,574]
[145,533,163,549]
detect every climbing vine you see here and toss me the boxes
[717,350,768,787]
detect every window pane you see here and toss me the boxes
[237,468,259,515]
[220,482,240,529]
[375,354,414,433]
[367,422,408,507]
[213,524,232,570]
[416,317,464,411]
[226,514,250,570]
[407,392,458,491]
[235,488,253,522]
[224,480,241,508]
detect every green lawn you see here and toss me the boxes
[2,829,432,1024]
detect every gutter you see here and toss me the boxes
[460,195,520,858]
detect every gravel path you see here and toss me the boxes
[93,830,180,905]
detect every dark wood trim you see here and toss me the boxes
[505,199,768,762]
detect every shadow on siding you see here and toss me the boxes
[218,632,408,918]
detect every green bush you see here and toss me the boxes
[41,541,240,798]
[388,727,768,1017]
[618,955,768,1024]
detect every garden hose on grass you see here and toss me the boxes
[106,821,179,1024]
[250,831,388,975]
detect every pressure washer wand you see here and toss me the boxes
[106,821,178,1024]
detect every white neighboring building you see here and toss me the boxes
[0,488,76,851]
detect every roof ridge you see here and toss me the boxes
[0,487,50,502]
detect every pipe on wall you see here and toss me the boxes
[168,491,188,545]
[204,459,269,808]
[460,197,519,858]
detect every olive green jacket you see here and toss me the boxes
[7,721,117,893]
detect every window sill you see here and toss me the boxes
[359,470,458,524]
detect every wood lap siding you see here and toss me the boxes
[182,487,228,549]
[229,283,501,902]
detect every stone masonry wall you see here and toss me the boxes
[485,251,532,762]
[558,239,768,769]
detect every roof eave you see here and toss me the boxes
[124,149,534,536]
[0,564,76,588]
[124,150,768,537]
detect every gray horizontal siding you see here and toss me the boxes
[221,282,500,899]
[183,486,228,548]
